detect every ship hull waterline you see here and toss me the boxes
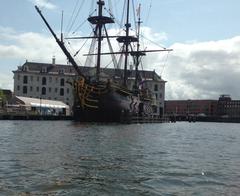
[73,88,142,123]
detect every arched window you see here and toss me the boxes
[60,78,64,86]
[42,77,47,85]
[42,87,46,95]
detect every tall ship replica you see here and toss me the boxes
[35,0,172,122]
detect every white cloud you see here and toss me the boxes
[28,0,56,10]
[0,73,13,90]
[0,26,63,90]
[0,27,65,63]
[163,37,240,100]
[1,25,240,100]
[140,27,168,44]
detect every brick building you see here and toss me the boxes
[165,95,240,118]
[165,100,218,116]
[217,95,240,118]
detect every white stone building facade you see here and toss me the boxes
[13,61,76,108]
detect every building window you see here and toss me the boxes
[155,93,158,99]
[159,93,162,98]
[59,69,64,74]
[36,87,39,92]
[42,77,47,85]
[67,88,69,94]
[60,78,65,86]
[60,88,64,96]
[152,106,158,113]
[41,67,47,73]
[37,76,39,82]
[154,84,158,91]
[17,85,20,91]
[23,76,28,84]
[49,87,51,93]
[42,87,46,95]
[30,86,33,91]
[23,86,27,94]
[55,77,58,82]
[18,75,20,81]
[49,77,52,83]
[23,65,28,71]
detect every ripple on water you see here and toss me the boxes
[0,121,240,195]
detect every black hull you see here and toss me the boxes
[73,89,134,123]
[73,108,131,123]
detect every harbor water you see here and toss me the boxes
[0,121,239,195]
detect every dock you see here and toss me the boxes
[129,115,169,124]
[0,114,73,120]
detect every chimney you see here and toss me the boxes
[52,56,56,65]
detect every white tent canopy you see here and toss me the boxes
[16,96,69,109]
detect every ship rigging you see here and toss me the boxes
[35,0,172,122]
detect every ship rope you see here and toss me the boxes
[104,0,129,67]
[72,19,88,35]
[140,33,167,50]
[114,51,124,78]
[66,41,84,66]
[131,0,137,31]
[103,25,118,68]
[104,60,113,69]
[65,0,86,37]
[140,60,146,81]
[145,0,152,26]
[121,0,127,28]
[72,9,96,34]
[107,0,113,16]
[160,51,170,76]
[84,37,97,67]
[117,48,124,69]
[108,0,125,30]
[73,32,93,57]
[89,0,95,16]
[65,0,80,35]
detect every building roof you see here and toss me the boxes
[15,96,69,109]
[13,61,165,82]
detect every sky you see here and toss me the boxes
[1,0,240,100]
